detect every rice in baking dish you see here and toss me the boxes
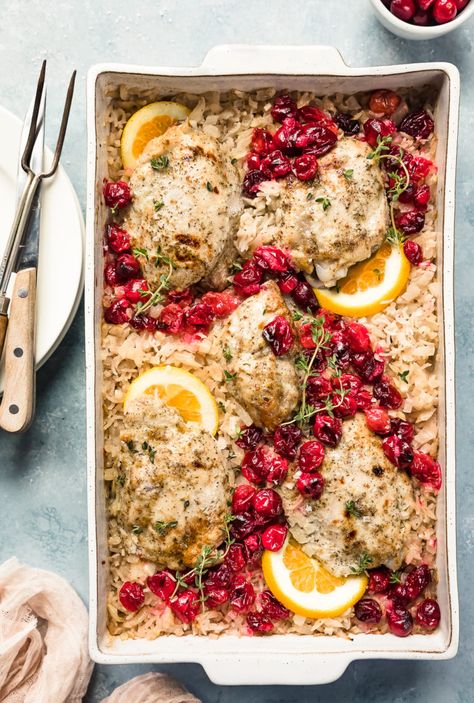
[101,86,440,639]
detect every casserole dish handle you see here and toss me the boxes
[201,44,348,74]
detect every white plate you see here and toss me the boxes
[0,105,84,389]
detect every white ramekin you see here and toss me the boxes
[369,0,474,39]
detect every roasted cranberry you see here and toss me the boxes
[366,407,391,435]
[298,440,325,473]
[261,523,288,551]
[104,298,131,325]
[333,373,363,393]
[404,240,423,266]
[251,127,274,155]
[225,543,247,572]
[242,169,268,198]
[333,393,358,419]
[406,155,434,183]
[306,376,332,403]
[354,353,385,384]
[410,452,442,491]
[291,278,319,311]
[246,612,274,633]
[170,589,200,623]
[103,180,132,209]
[232,484,257,514]
[363,118,396,148]
[271,94,298,123]
[230,575,256,612]
[253,488,283,518]
[368,567,391,594]
[263,315,294,356]
[390,581,410,607]
[293,153,319,181]
[344,322,371,353]
[296,471,325,499]
[416,598,441,630]
[203,586,230,608]
[313,414,342,447]
[273,117,301,153]
[387,605,413,637]
[390,0,416,20]
[297,106,338,131]
[186,302,214,328]
[104,262,118,287]
[167,287,193,306]
[254,246,290,272]
[106,224,131,252]
[295,124,337,156]
[123,278,150,304]
[261,150,293,179]
[277,270,299,294]
[119,581,145,612]
[373,378,403,409]
[241,447,270,485]
[405,564,432,601]
[266,454,289,486]
[201,291,239,318]
[382,435,414,469]
[129,314,156,332]
[205,563,233,589]
[233,259,264,296]
[236,425,264,451]
[355,598,382,624]
[396,210,425,236]
[335,112,360,136]
[243,532,262,561]
[157,303,185,334]
[273,423,302,460]
[259,590,290,620]
[369,90,401,116]
[147,571,176,601]
[246,152,261,170]
[433,0,458,21]
[116,253,140,283]
[390,418,414,443]
[399,109,435,139]
[414,184,430,209]
[355,389,373,410]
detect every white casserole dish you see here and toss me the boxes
[85,45,459,685]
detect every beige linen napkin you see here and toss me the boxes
[101,673,200,702]
[0,557,92,703]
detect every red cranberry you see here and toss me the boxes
[390,418,414,443]
[233,259,264,296]
[355,389,373,410]
[396,210,425,236]
[167,288,193,306]
[332,393,358,419]
[170,589,200,623]
[298,440,325,472]
[399,109,435,139]
[416,598,441,630]
[103,180,132,209]
[363,118,396,148]
[404,240,423,266]
[296,471,325,499]
[390,0,416,20]
[201,291,239,318]
[405,564,431,601]
[273,117,301,153]
[261,523,288,551]
[293,153,319,181]
[306,376,332,403]
[104,262,118,287]
[291,278,319,311]
[369,90,401,116]
[335,112,360,135]
[123,278,150,304]
[263,315,294,356]
[246,612,274,633]
[355,598,382,624]
[387,605,413,637]
[225,543,247,572]
[242,169,269,198]
[241,447,270,485]
[232,484,257,514]
[271,94,298,123]
[382,435,414,469]
[266,454,289,486]
[236,425,264,451]
[230,575,256,612]
[246,152,261,170]
[344,322,371,353]
[373,378,403,409]
[157,304,185,334]
[410,452,442,491]
[106,224,131,253]
[116,253,140,283]
[406,155,434,183]
[254,246,290,272]
[295,124,337,154]
[365,407,391,435]
[277,270,299,294]
[413,8,430,21]
[259,590,290,620]
[390,582,410,607]
[205,563,233,589]
[273,423,302,460]
[368,567,391,594]
[313,414,342,447]
[129,314,156,332]
[334,373,363,393]
[104,298,131,325]
[419,0,435,7]
[252,488,283,518]
[297,106,338,131]
[414,184,431,209]
[185,302,214,328]
[353,353,385,384]
[147,571,175,601]
[261,150,293,179]
[203,586,230,608]
[243,533,262,561]
[251,128,274,155]
[119,581,145,612]
[433,0,458,21]
[299,323,317,350]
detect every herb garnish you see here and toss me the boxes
[132,247,149,260]
[154,520,178,535]
[351,553,373,575]
[306,192,314,201]
[142,441,156,464]
[398,370,409,383]
[131,524,143,535]
[223,370,237,382]
[223,346,233,362]
[231,157,238,165]
[343,168,353,180]
[390,571,402,584]
[218,401,226,413]
[316,196,331,211]
[135,249,175,315]
[126,440,137,453]
[116,474,125,487]
[206,181,214,192]
[154,199,164,212]
[151,155,169,170]
[345,500,362,518]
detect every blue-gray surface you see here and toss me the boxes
[0,0,472,700]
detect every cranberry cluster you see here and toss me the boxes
[354,563,440,635]
[384,0,469,25]
[242,94,339,197]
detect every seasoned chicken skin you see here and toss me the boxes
[214,281,300,431]
[245,138,389,286]
[281,413,416,577]
[111,397,230,570]
[123,124,242,290]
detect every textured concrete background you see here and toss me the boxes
[0,0,472,700]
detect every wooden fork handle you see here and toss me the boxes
[0,268,37,432]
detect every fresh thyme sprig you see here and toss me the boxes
[351,553,373,575]
[135,249,175,315]
[345,500,362,518]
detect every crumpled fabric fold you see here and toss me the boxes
[101,672,200,702]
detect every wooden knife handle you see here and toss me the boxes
[0,268,37,432]
[0,312,8,359]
